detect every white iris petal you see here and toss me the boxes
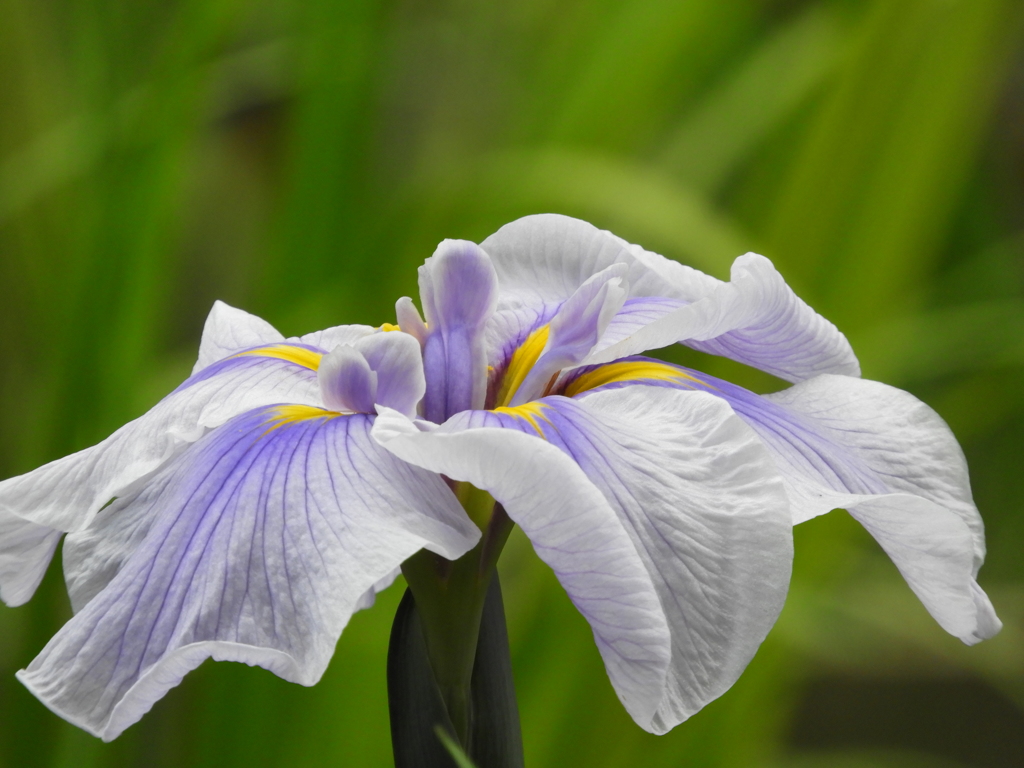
[0,213,999,747]
[23,406,478,741]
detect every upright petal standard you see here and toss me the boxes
[0,214,1000,757]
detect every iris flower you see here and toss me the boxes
[0,214,1000,744]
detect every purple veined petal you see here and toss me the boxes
[486,296,681,405]
[372,405,672,731]
[192,301,285,375]
[757,373,1000,642]
[419,240,499,422]
[478,214,730,373]
[479,215,858,383]
[542,390,792,732]
[507,264,629,406]
[567,359,1000,645]
[430,390,792,733]
[352,332,425,417]
[0,512,62,607]
[28,404,479,741]
[318,346,378,414]
[586,254,860,383]
[685,255,859,381]
[479,216,677,373]
[0,345,327,542]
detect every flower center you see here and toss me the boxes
[494,325,550,407]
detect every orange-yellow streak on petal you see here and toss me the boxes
[380,323,401,332]
[262,405,339,436]
[495,324,550,407]
[236,344,324,371]
[492,402,550,434]
[563,361,705,398]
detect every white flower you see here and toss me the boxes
[0,214,999,742]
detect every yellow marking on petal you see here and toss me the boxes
[495,324,550,407]
[563,360,705,398]
[380,323,401,332]
[492,401,550,434]
[236,344,323,371]
[262,405,339,435]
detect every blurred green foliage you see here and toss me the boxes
[1,0,1023,766]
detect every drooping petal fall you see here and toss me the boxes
[372,405,673,731]
[0,328,380,606]
[26,405,479,741]
[526,388,793,732]
[373,386,794,734]
[566,359,1001,645]
[759,374,1001,644]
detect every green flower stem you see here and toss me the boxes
[401,548,486,746]
[399,485,514,748]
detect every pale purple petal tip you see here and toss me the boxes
[354,332,426,418]
[318,345,378,413]
[419,240,498,421]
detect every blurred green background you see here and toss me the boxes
[1,0,1023,765]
